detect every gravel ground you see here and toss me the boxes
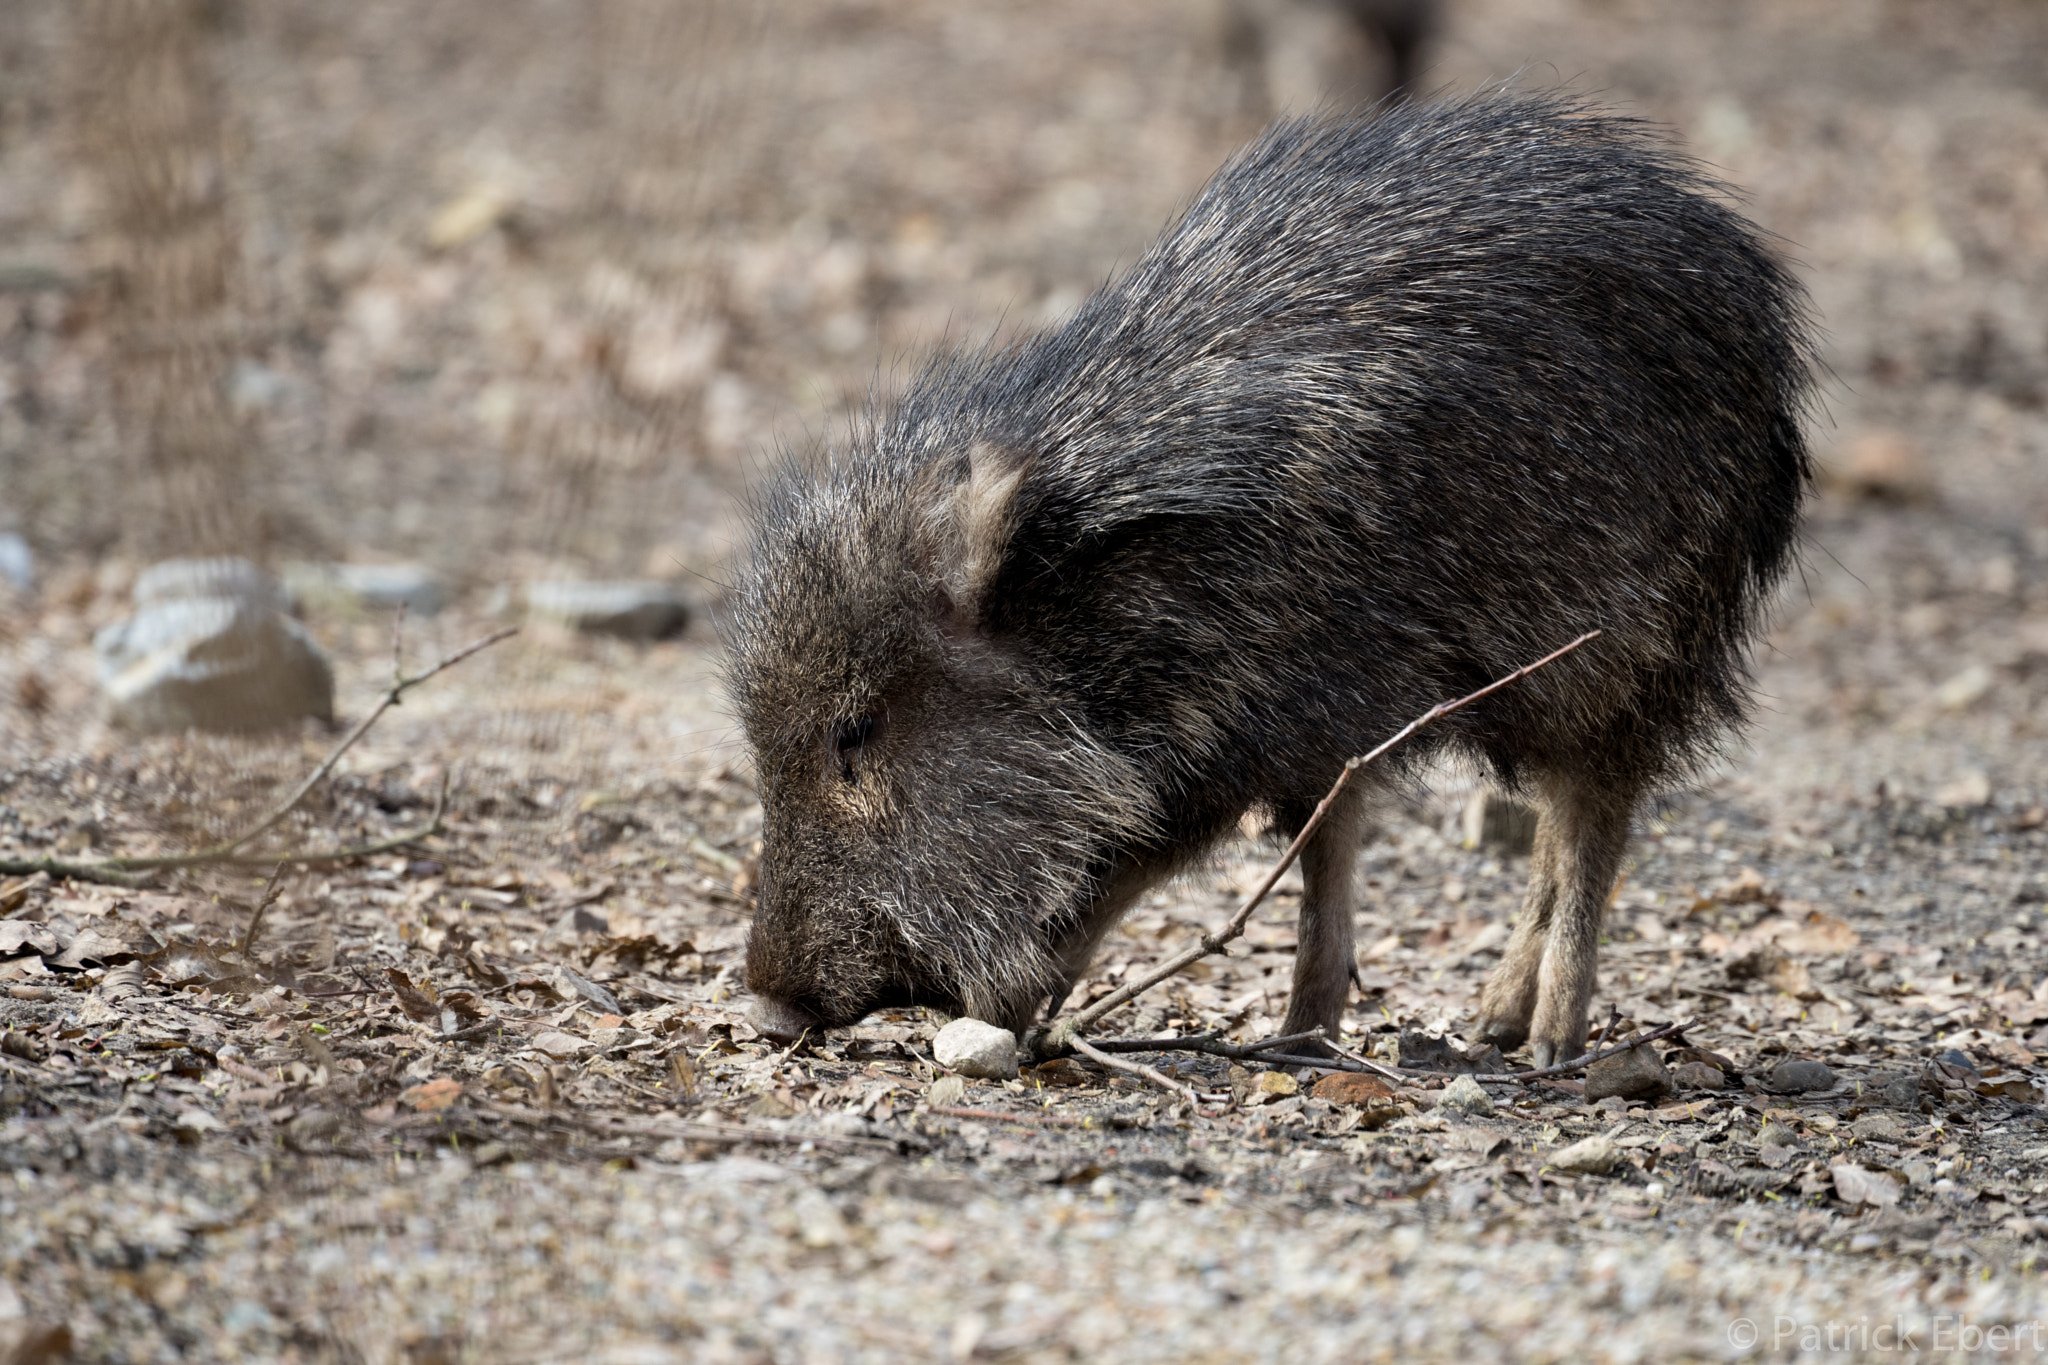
[6,1,2048,1361]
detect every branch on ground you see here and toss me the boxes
[0,625,511,887]
[1033,631,1601,1102]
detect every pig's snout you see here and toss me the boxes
[749,994,826,1045]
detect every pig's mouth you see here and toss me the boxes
[747,980,963,1046]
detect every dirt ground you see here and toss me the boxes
[5,1,2048,1361]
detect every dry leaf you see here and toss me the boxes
[0,922,57,956]
[400,1078,464,1112]
[385,968,441,1024]
[1310,1072,1395,1105]
[49,928,133,970]
[1028,1058,1092,1087]
[100,961,148,1003]
[531,1030,593,1059]
[1712,866,1775,906]
[1256,1070,1299,1098]
[1776,910,1860,954]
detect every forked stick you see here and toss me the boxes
[105,625,517,869]
[1042,630,1600,1057]
[0,625,515,886]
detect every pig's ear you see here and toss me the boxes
[925,442,1028,633]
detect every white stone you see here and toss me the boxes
[286,561,446,615]
[1548,1135,1619,1175]
[95,557,333,735]
[1439,1074,1495,1116]
[932,1017,1019,1080]
[526,580,690,640]
[0,532,33,592]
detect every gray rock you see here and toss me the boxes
[1438,1073,1495,1117]
[932,1017,1019,1080]
[1669,1060,1726,1090]
[0,532,33,592]
[1400,1029,1502,1074]
[1548,1135,1619,1175]
[1849,1110,1910,1141]
[1755,1121,1801,1149]
[1584,1044,1672,1101]
[1460,789,1538,854]
[1768,1058,1836,1093]
[527,580,690,640]
[286,562,446,615]
[134,556,283,610]
[1879,1073,1923,1109]
[95,557,333,735]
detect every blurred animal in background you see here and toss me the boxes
[1207,0,1438,118]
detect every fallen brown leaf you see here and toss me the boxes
[385,967,441,1024]
[401,1078,464,1112]
[1310,1072,1396,1105]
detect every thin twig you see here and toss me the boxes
[1310,1030,1411,1086]
[1042,631,1600,1055]
[1487,1018,1693,1084]
[1085,1029,1329,1062]
[239,862,287,954]
[67,760,456,875]
[0,857,151,888]
[1066,1017,1692,1088]
[1068,1034,1201,1106]
[196,622,504,859]
[45,627,513,876]
[467,1100,903,1153]
[1587,1003,1620,1054]
[925,1105,1146,1130]
[1229,1050,1405,1077]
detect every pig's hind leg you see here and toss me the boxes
[1479,779,1635,1068]
[1476,816,1563,1052]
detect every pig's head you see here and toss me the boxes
[726,440,1158,1042]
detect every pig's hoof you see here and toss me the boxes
[1527,1028,1588,1072]
[1475,999,1532,1052]
[1476,1016,1529,1051]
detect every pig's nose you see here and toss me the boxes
[749,994,825,1045]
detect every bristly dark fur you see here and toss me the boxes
[727,92,1818,1064]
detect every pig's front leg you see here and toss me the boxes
[1278,782,1372,1051]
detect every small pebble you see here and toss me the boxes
[1548,1135,1619,1175]
[1768,1058,1836,1093]
[1880,1074,1923,1108]
[1755,1122,1801,1149]
[1584,1044,1671,1101]
[1669,1061,1725,1090]
[1439,1074,1495,1117]
[1850,1111,1909,1141]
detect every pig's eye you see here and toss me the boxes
[832,716,878,783]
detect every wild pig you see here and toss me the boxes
[729,93,1816,1066]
